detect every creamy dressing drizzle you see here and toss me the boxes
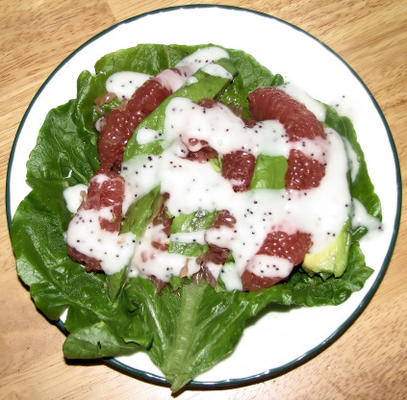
[122,93,352,288]
[66,208,136,275]
[201,63,233,79]
[65,47,231,276]
[107,46,230,101]
[136,127,161,145]
[63,184,87,213]
[130,224,200,279]
[206,262,222,281]
[64,48,374,288]
[280,82,326,122]
[352,198,381,231]
[342,136,360,182]
[171,231,206,244]
[106,71,151,100]
[247,255,292,278]
[175,46,230,71]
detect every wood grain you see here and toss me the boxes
[1,1,406,399]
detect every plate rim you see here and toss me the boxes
[6,3,402,390]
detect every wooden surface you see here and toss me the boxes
[1,1,406,399]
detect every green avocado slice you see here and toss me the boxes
[302,218,351,278]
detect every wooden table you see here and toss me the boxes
[1,1,406,399]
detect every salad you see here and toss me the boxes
[11,43,382,392]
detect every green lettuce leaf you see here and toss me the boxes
[168,209,217,257]
[11,182,150,356]
[95,44,193,76]
[62,320,144,359]
[125,277,253,393]
[125,242,372,392]
[10,43,380,393]
[209,155,223,172]
[171,209,217,234]
[168,241,209,257]
[324,105,382,221]
[250,154,288,190]
[26,100,98,188]
[121,186,162,236]
[105,265,128,302]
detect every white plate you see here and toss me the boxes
[7,5,401,388]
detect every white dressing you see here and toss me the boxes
[63,184,87,213]
[122,96,352,286]
[129,224,200,280]
[107,46,230,103]
[136,127,161,145]
[106,71,151,100]
[343,136,360,182]
[220,264,242,291]
[281,81,326,122]
[206,262,222,281]
[201,63,233,79]
[66,208,136,275]
[175,46,230,71]
[65,47,365,288]
[247,255,293,279]
[352,198,381,231]
[171,231,206,245]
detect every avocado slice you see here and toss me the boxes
[302,218,351,278]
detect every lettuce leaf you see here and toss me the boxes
[171,209,217,234]
[250,154,288,190]
[324,105,382,221]
[10,43,379,392]
[11,182,150,357]
[121,186,162,236]
[125,240,371,392]
[168,241,209,257]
